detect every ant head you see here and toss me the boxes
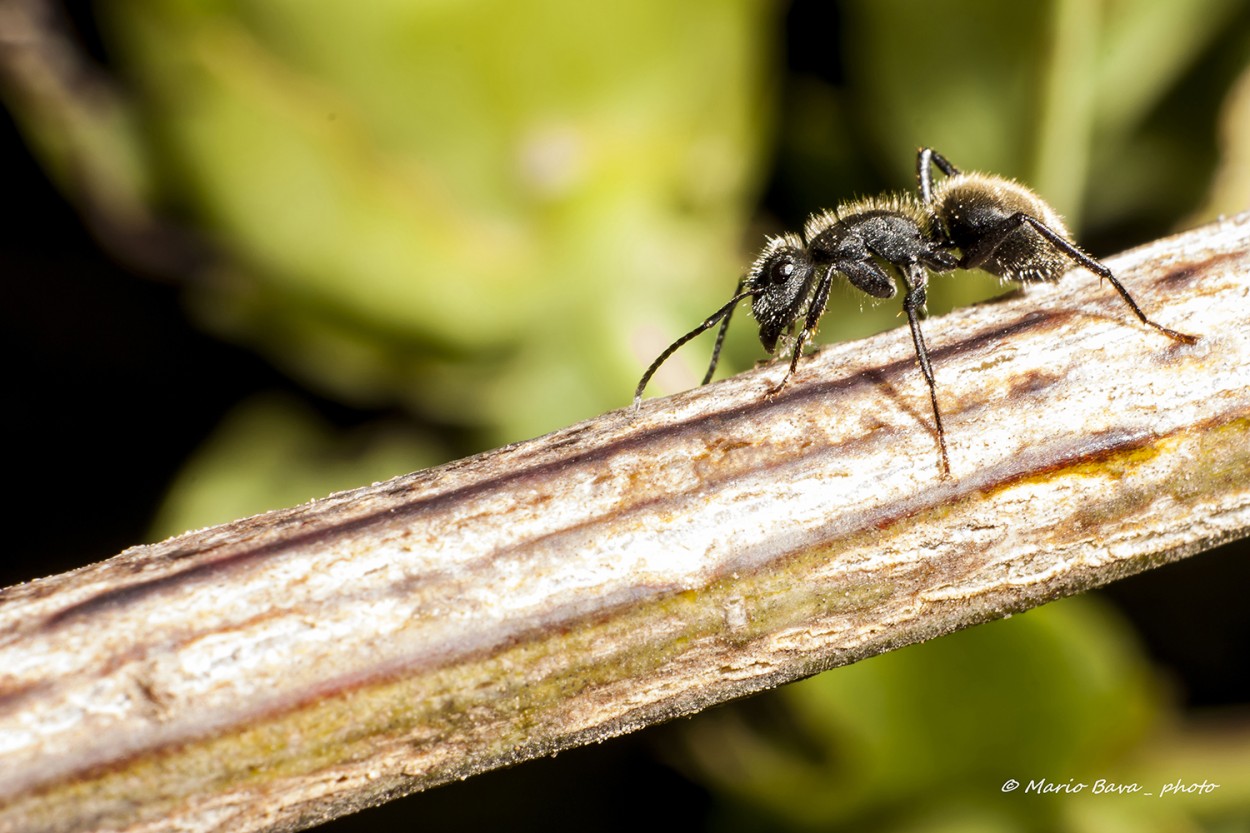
[745,233,815,353]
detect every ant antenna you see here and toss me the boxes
[633,285,756,410]
[702,277,747,384]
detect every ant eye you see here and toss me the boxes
[767,258,795,285]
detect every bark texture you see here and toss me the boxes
[2,214,1249,833]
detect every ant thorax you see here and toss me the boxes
[804,194,935,250]
[806,196,941,282]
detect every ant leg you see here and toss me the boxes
[1015,215,1198,345]
[633,287,756,409]
[703,277,746,384]
[768,268,834,395]
[901,274,951,477]
[917,148,961,205]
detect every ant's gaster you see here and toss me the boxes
[634,148,1196,477]
[917,148,1196,345]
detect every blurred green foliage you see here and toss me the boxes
[10,0,1248,524]
[105,0,772,446]
[95,0,775,533]
[148,393,440,536]
[6,1,1250,830]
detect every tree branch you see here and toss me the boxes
[3,214,1249,833]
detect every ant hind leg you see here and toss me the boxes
[1017,215,1198,345]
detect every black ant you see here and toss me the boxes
[634,148,1197,477]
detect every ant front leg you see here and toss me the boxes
[768,268,834,396]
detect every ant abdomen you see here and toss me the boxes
[929,172,1074,283]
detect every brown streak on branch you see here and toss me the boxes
[2,214,1250,833]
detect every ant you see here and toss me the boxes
[634,148,1197,477]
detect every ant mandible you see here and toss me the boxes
[634,148,1197,477]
